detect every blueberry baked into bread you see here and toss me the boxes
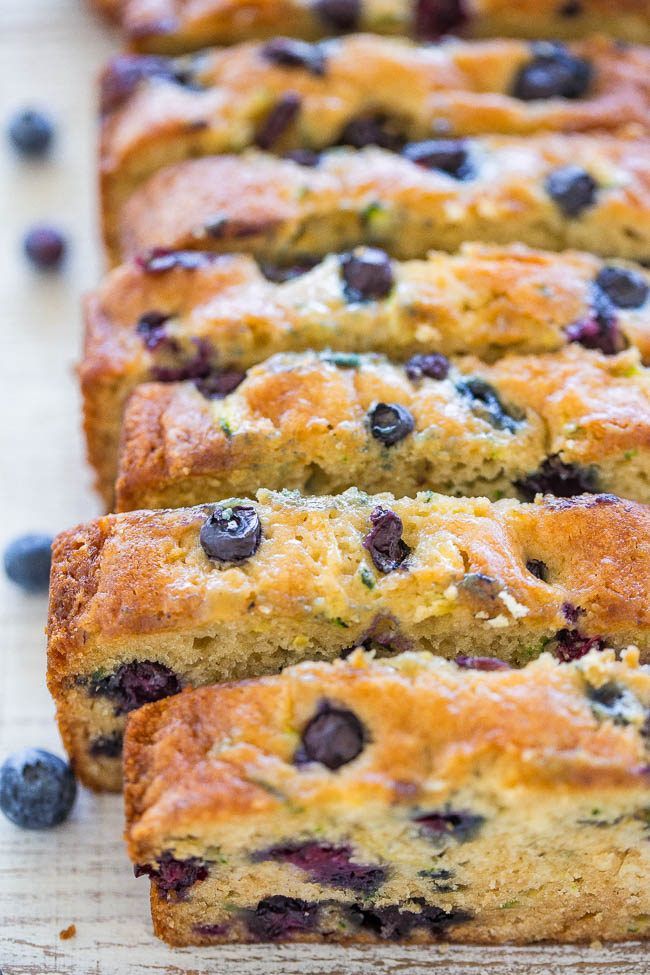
[100,34,650,233]
[123,648,650,945]
[112,135,650,266]
[81,244,650,504]
[97,0,650,53]
[48,489,650,790]
[114,345,650,511]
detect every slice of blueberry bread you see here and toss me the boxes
[123,648,650,945]
[81,244,650,505]
[103,0,650,54]
[101,34,650,234]
[48,489,650,790]
[113,135,650,266]
[114,345,650,512]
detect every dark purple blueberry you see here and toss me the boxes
[458,572,500,601]
[526,559,548,581]
[362,506,411,574]
[259,257,320,282]
[8,109,54,157]
[413,809,485,842]
[512,43,592,101]
[88,732,123,759]
[405,353,450,382]
[339,248,394,302]
[455,656,510,671]
[515,456,599,501]
[150,336,214,383]
[0,749,76,829]
[559,0,582,15]
[194,370,245,399]
[414,0,467,39]
[23,225,66,271]
[296,702,365,770]
[347,899,471,940]
[562,602,584,625]
[136,310,170,350]
[261,39,326,76]
[135,852,208,900]
[193,922,229,938]
[3,534,52,593]
[90,661,181,714]
[338,114,405,152]
[255,93,301,150]
[403,139,473,180]
[565,285,626,355]
[284,148,321,167]
[553,629,605,662]
[253,842,386,892]
[245,895,321,940]
[546,166,597,218]
[595,266,649,310]
[368,403,415,447]
[200,505,262,563]
[586,682,632,725]
[312,0,360,31]
[455,377,519,432]
[99,55,200,114]
[136,249,217,274]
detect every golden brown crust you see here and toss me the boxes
[113,346,650,511]
[113,136,650,266]
[108,0,650,53]
[100,35,650,234]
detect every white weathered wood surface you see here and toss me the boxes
[0,2,647,972]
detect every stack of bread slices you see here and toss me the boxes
[46,0,650,945]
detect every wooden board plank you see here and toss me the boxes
[0,2,647,971]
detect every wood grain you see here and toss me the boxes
[0,2,647,972]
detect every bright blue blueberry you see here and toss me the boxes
[0,749,77,829]
[3,534,53,592]
[8,109,54,157]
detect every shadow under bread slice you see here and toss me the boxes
[100,33,650,235]
[47,488,650,791]
[107,0,650,54]
[123,648,650,945]
[113,135,650,266]
[81,243,650,505]
[115,345,650,512]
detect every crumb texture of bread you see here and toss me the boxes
[47,489,650,790]
[122,649,650,945]
[114,345,650,511]
[81,244,650,504]
[100,35,650,227]
[113,137,650,266]
[108,0,650,52]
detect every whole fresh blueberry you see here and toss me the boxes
[405,353,450,381]
[261,39,327,76]
[4,534,52,593]
[512,43,592,101]
[312,0,360,31]
[368,403,415,446]
[0,749,76,829]
[403,139,473,180]
[595,266,649,309]
[414,0,466,39]
[23,225,66,271]
[200,505,262,563]
[362,506,410,573]
[545,166,597,218]
[296,702,365,769]
[339,248,394,302]
[8,109,54,157]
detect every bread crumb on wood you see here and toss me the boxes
[59,924,77,940]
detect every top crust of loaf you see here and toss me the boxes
[123,648,650,860]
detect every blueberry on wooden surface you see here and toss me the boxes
[23,225,66,271]
[3,534,52,593]
[0,749,76,829]
[8,108,54,157]
[200,505,262,563]
[296,702,365,769]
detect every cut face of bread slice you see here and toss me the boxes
[123,648,650,945]
[81,244,650,504]
[114,345,650,511]
[47,489,650,790]
[112,136,650,266]
[106,0,650,54]
[100,34,650,234]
